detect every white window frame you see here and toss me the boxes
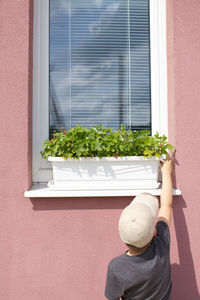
[32,0,168,183]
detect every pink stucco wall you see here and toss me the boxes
[167,0,200,299]
[0,0,200,299]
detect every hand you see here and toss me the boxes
[160,150,176,176]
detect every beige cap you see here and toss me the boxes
[118,193,159,248]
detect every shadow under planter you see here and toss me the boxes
[30,196,133,211]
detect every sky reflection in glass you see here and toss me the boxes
[49,0,151,133]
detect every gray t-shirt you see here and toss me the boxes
[105,221,171,300]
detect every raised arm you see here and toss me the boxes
[157,153,174,226]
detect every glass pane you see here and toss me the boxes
[49,0,151,135]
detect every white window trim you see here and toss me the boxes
[32,0,168,183]
[24,186,181,198]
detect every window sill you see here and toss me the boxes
[24,184,181,198]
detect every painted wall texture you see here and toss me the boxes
[167,0,200,299]
[0,0,200,299]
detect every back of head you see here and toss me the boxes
[118,193,159,248]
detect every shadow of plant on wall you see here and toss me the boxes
[172,196,200,299]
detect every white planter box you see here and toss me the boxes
[47,156,161,191]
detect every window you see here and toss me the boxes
[49,0,151,133]
[33,0,167,183]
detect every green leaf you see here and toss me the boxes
[143,150,152,157]
[137,130,150,137]
[40,125,175,160]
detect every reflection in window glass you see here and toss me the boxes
[49,0,151,134]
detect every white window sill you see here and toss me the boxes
[24,184,181,198]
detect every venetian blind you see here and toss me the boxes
[49,0,151,135]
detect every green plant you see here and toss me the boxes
[40,125,175,160]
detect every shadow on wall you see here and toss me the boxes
[30,196,133,210]
[172,196,200,299]
[30,194,200,299]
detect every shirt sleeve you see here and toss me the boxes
[156,220,171,250]
[105,265,123,300]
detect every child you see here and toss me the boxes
[105,155,174,300]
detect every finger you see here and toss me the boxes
[160,154,167,163]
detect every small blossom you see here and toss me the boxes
[64,131,67,135]
[50,139,53,143]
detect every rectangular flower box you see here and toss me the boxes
[47,156,161,191]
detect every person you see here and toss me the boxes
[105,153,175,300]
